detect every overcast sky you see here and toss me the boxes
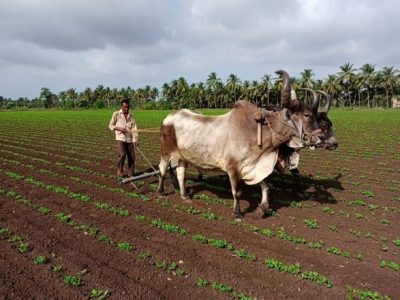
[1,0,399,99]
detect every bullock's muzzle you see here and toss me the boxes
[304,129,322,147]
[324,137,338,150]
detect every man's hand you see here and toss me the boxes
[133,141,139,147]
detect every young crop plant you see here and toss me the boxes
[52,264,63,273]
[348,199,366,207]
[155,260,168,270]
[265,258,332,288]
[64,275,82,286]
[98,235,113,244]
[277,228,306,244]
[322,206,335,215]
[0,227,11,236]
[18,242,29,253]
[261,228,274,238]
[117,242,134,252]
[138,252,151,261]
[134,214,147,222]
[150,219,186,235]
[303,218,318,229]
[327,246,342,256]
[209,238,233,250]
[212,282,233,293]
[301,271,332,288]
[393,239,400,247]
[197,277,254,300]
[197,277,209,287]
[361,190,375,197]
[328,224,338,232]
[37,206,51,214]
[89,289,110,299]
[200,211,218,220]
[33,255,47,265]
[380,260,400,271]
[233,249,256,261]
[192,234,208,244]
[308,242,323,249]
[346,286,392,300]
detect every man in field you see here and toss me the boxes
[109,99,139,177]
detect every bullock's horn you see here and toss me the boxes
[275,70,291,109]
[317,90,331,113]
[302,88,319,113]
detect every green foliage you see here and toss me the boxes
[89,289,110,299]
[233,249,256,261]
[261,228,274,238]
[197,277,209,287]
[138,252,151,261]
[150,219,186,235]
[0,227,11,236]
[118,242,134,252]
[64,275,82,286]
[33,255,47,265]
[18,242,29,253]
[361,190,375,197]
[349,199,366,206]
[211,282,233,293]
[52,265,63,273]
[303,218,318,229]
[346,286,392,300]
[155,260,167,269]
[265,258,301,275]
[98,235,113,244]
[134,214,146,222]
[380,260,400,271]
[301,271,332,288]
[37,206,50,214]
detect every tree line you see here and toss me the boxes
[1,62,399,110]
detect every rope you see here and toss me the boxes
[132,128,160,133]
[136,146,158,173]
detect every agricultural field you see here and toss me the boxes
[0,108,399,299]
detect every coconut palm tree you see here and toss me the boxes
[206,72,222,108]
[322,75,341,107]
[226,73,242,104]
[379,66,399,108]
[337,62,356,107]
[298,69,315,104]
[358,63,376,107]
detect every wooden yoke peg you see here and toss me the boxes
[254,108,264,148]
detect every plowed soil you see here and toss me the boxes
[0,110,399,299]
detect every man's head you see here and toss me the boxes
[121,99,130,114]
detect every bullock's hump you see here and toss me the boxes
[233,100,258,113]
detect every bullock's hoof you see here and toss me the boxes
[234,216,243,223]
[257,203,269,218]
[157,188,165,195]
[233,212,243,222]
[256,206,265,217]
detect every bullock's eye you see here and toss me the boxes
[304,113,311,118]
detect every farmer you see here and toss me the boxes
[109,99,139,177]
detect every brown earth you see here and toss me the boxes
[1,112,400,300]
